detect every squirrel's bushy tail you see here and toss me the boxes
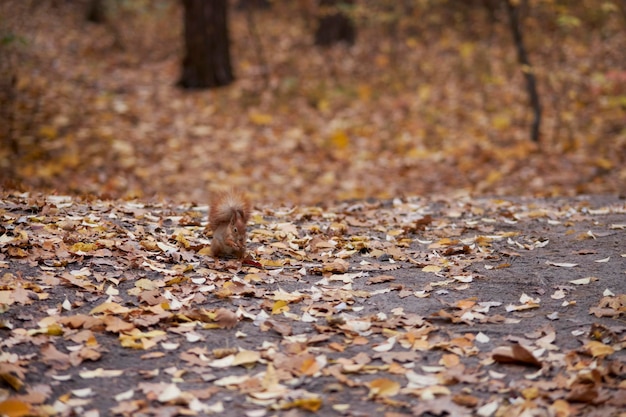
[209,189,251,230]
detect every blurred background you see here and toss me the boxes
[1,0,624,205]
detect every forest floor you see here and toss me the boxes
[1,1,626,416]
[0,192,625,417]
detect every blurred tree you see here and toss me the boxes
[86,0,106,23]
[315,0,356,46]
[0,32,23,184]
[242,0,269,87]
[237,0,271,10]
[179,0,233,89]
[85,0,125,50]
[505,0,541,143]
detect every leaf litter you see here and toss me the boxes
[0,192,624,416]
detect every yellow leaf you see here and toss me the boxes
[119,335,143,349]
[422,265,441,273]
[119,330,166,350]
[492,114,511,130]
[418,85,431,101]
[583,341,614,358]
[330,130,349,149]
[166,275,186,285]
[261,259,285,268]
[485,170,503,185]
[0,372,24,391]
[594,158,613,170]
[198,245,212,255]
[281,397,323,412]
[46,323,64,336]
[317,98,329,112]
[174,232,190,248]
[69,242,98,253]
[140,239,159,251]
[521,386,540,400]
[430,238,458,247]
[38,125,58,140]
[459,42,475,59]
[249,112,273,126]
[272,300,290,315]
[357,84,371,101]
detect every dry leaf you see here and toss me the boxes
[215,308,238,329]
[492,344,542,367]
[368,378,401,398]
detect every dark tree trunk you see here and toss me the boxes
[179,0,234,89]
[505,0,541,142]
[314,0,356,47]
[86,0,106,23]
[237,0,270,10]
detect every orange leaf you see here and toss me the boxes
[368,378,401,397]
[0,399,30,417]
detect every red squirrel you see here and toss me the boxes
[209,190,251,259]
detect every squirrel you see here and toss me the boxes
[208,190,251,259]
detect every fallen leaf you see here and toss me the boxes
[492,344,542,367]
[546,261,578,268]
[368,378,401,398]
[0,399,30,417]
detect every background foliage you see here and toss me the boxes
[1,0,624,204]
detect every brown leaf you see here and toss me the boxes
[366,275,395,285]
[322,259,349,274]
[40,344,71,370]
[412,398,472,417]
[103,316,135,333]
[0,368,24,391]
[566,383,598,403]
[263,319,292,336]
[214,308,238,329]
[492,344,542,367]
[452,394,480,407]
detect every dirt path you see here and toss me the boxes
[0,193,624,416]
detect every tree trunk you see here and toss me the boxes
[237,0,270,10]
[86,0,106,23]
[505,0,541,143]
[179,0,234,89]
[314,0,356,47]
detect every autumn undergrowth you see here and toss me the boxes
[1,0,624,205]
